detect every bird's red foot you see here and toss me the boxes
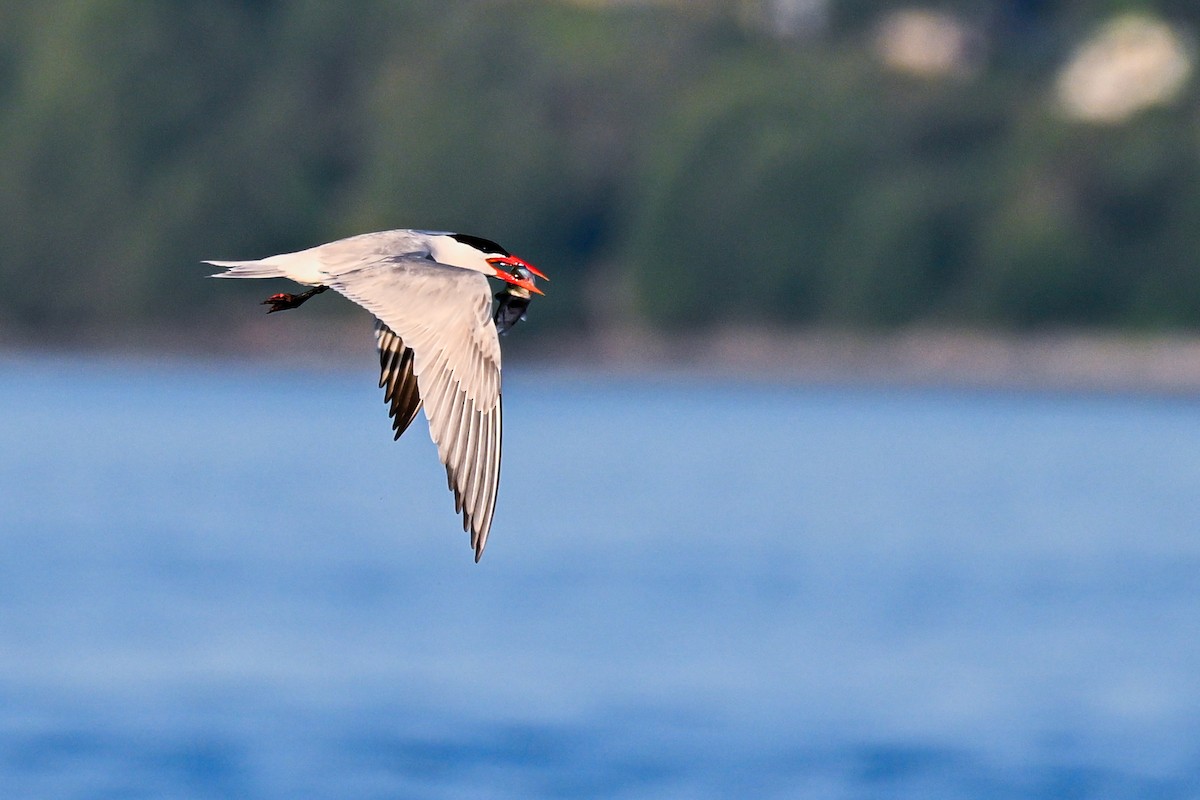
[262,293,300,313]
[261,285,328,313]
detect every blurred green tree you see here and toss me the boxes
[0,0,1197,342]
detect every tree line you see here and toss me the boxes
[1,0,1198,342]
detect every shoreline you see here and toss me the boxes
[541,326,1200,396]
[6,321,1200,396]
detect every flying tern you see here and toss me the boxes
[206,229,546,562]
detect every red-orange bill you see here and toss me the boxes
[515,258,548,281]
[491,268,545,295]
[490,255,548,282]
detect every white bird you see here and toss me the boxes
[205,229,546,562]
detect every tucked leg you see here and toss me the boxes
[262,285,328,313]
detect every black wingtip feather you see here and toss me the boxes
[376,324,423,441]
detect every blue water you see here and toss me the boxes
[1,355,1199,798]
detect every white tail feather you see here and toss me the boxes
[204,259,286,279]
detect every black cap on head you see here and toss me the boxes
[450,232,510,257]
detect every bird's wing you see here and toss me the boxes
[374,321,423,440]
[329,259,503,562]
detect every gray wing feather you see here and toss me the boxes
[329,258,503,562]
